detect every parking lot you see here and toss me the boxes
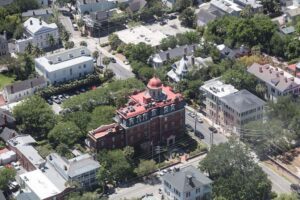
[145,16,193,37]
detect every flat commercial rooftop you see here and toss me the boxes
[20,170,61,200]
[115,26,167,47]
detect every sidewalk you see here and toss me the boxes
[185,106,232,138]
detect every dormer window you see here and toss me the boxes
[171,104,175,111]
[81,50,85,55]
[57,56,62,62]
[136,115,142,123]
[143,113,148,120]
[129,118,134,126]
[164,106,169,113]
[151,109,157,117]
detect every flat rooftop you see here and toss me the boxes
[200,78,238,98]
[115,26,167,47]
[35,47,93,72]
[20,170,61,200]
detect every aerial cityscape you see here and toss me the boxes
[0,0,299,199]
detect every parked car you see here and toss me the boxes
[52,96,61,104]
[195,130,204,139]
[58,95,64,101]
[188,112,195,118]
[124,59,129,65]
[73,23,78,31]
[169,15,177,20]
[47,99,53,105]
[80,88,86,93]
[63,93,70,99]
[185,124,193,131]
[197,117,203,123]
[209,126,218,133]
[291,184,300,194]
[110,57,116,63]
[159,21,167,25]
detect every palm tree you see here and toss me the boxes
[25,42,33,54]
[102,57,111,71]
[93,51,99,66]
[255,83,267,99]
[47,35,56,52]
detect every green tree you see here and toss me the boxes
[108,34,122,50]
[97,149,133,185]
[102,57,111,70]
[160,36,178,51]
[87,106,116,130]
[126,42,154,64]
[200,139,272,200]
[134,159,157,177]
[47,34,56,49]
[13,96,56,139]
[0,168,16,190]
[92,50,99,60]
[175,0,192,11]
[48,121,83,147]
[179,8,196,28]
[123,146,135,160]
[275,193,299,200]
[64,111,91,132]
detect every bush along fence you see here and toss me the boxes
[37,73,102,99]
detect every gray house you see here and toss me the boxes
[162,165,212,200]
[47,153,100,188]
[149,44,197,68]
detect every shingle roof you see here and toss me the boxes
[0,109,15,127]
[4,76,46,95]
[162,165,212,193]
[156,44,197,62]
[197,8,217,26]
[0,127,18,142]
[247,63,300,92]
[220,89,265,113]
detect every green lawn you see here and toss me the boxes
[0,74,15,89]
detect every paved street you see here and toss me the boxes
[107,62,135,80]
[259,163,291,194]
[109,155,206,200]
[185,112,227,146]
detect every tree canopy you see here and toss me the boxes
[134,159,157,177]
[87,106,116,130]
[199,139,272,200]
[0,167,16,190]
[13,95,56,139]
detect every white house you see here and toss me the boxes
[76,0,126,15]
[3,76,47,103]
[16,17,59,53]
[247,63,300,101]
[167,55,212,82]
[35,47,94,84]
[162,165,213,200]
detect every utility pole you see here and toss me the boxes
[194,110,197,135]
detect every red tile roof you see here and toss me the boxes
[288,64,296,72]
[89,123,118,139]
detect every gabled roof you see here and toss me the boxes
[248,63,300,92]
[162,165,212,192]
[155,44,197,62]
[24,17,57,35]
[0,127,18,142]
[22,8,53,18]
[128,0,147,12]
[4,76,46,95]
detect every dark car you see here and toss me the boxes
[47,99,53,105]
[110,57,116,63]
[195,130,204,139]
[209,126,218,133]
[291,184,300,194]
[168,15,177,20]
[185,124,193,131]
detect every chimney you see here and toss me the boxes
[259,67,263,73]
[39,18,42,25]
[49,155,52,160]
[10,85,14,94]
[191,56,195,65]
[33,11,35,16]
[186,175,193,185]
[64,165,67,171]
[290,77,294,82]
[269,69,272,74]
[30,20,33,25]
[166,52,170,60]
[30,81,33,88]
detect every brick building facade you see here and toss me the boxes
[87,77,185,151]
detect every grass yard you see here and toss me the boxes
[0,74,15,89]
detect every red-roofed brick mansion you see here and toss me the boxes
[86,77,186,151]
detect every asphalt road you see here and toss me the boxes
[107,62,135,80]
[185,113,228,146]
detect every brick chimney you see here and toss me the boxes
[30,20,33,25]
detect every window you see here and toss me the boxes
[196,188,201,194]
[186,192,190,198]
[84,64,86,68]
[171,104,175,111]
[164,106,169,113]
[129,118,134,126]
[137,115,142,123]
[81,50,85,55]
[151,109,157,117]
[79,65,81,69]
[143,113,148,120]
